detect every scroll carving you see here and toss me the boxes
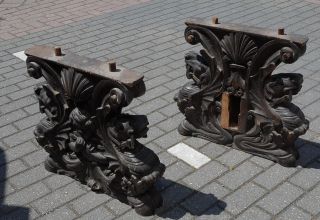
[26,46,165,216]
[175,18,309,167]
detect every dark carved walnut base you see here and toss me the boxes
[175,17,309,167]
[25,46,165,216]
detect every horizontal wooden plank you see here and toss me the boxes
[25,45,143,87]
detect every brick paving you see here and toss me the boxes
[1,0,320,219]
[0,0,149,40]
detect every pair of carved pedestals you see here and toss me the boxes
[26,17,309,216]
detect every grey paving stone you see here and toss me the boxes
[43,175,74,191]
[13,113,42,130]
[0,159,28,181]
[2,182,50,212]
[224,183,266,215]
[153,130,185,149]
[139,126,165,144]
[0,179,15,199]
[309,116,320,133]
[195,206,232,220]
[121,208,157,220]
[277,206,312,220]
[71,191,111,215]
[295,89,320,107]
[183,137,209,149]
[257,182,304,215]
[146,142,163,154]
[158,102,180,117]
[157,206,193,220]
[158,151,178,167]
[7,86,34,100]
[163,161,194,181]
[0,124,17,139]
[148,49,177,61]
[216,149,251,168]
[38,206,77,220]
[0,109,28,127]
[144,66,173,79]
[156,182,194,213]
[183,161,228,189]
[235,207,271,220]
[296,184,320,215]
[0,75,27,89]
[79,206,115,220]
[182,181,229,216]
[132,98,169,115]
[0,96,10,106]
[23,103,39,114]
[249,156,275,168]
[22,148,48,167]
[144,57,175,70]
[152,42,176,52]
[17,78,44,89]
[144,75,172,90]
[202,181,230,200]
[138,86,170,102]
[156,114,183,132]
[289,161,320,189]
[302,99,320,119]
[3,128,34,147]
[0,85,20,96]
[145,111,166,126]
[199,143,228,159]
[0,141,37,166]
[9,164,51,189]
[105,199,131,216]
[164,76,188,90]
[218,161,263,190]
[254,164,297,190]
[32,182,87,214]
[123,57,152,69]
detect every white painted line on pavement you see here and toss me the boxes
[13,51,27,61]
[167,142,211,169]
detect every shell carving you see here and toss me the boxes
[60,68,94,104]
[220,33,258,66]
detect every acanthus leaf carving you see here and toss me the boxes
[176,18,309,167]
[26,46,165,216]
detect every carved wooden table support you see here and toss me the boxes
[25,45,165,216]
[175,17,309,167]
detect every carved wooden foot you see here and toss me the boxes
[25,46,165,216]
[175,17,309,167]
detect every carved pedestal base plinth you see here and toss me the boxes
[175,18,309,167]
[25,46,165,216]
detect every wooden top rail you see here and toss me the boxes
[25,45,143,87]
[185,17,308,46]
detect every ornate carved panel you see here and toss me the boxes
[175,17,309,167]
[25,45,165,216]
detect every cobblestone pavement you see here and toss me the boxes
[1,0,320,219]
[0,0,149,40]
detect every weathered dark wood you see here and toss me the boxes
[25,45,143,87]
[175,17,309,167]
[26,45,165,216]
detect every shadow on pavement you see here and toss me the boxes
[296,138,320,169]
[155,178,226,219]
[0,146,29,220]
